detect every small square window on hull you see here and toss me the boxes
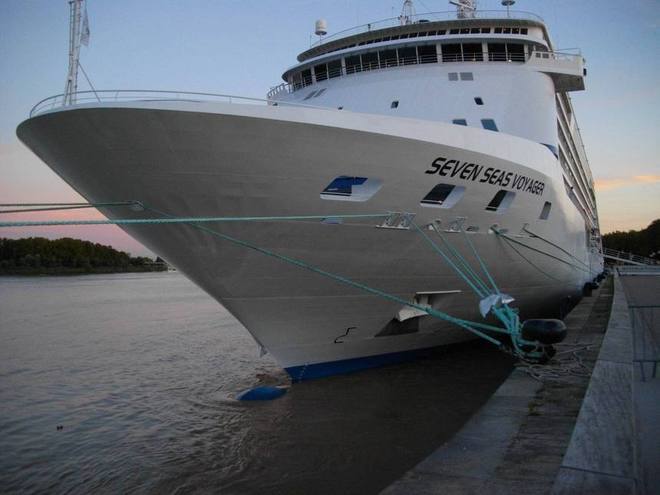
[420,184,466,209]
[321,176,383,202]
[486,190,515,213]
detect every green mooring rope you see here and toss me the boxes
[142,205,509,347]
[0,213,393,228]
[0,201,531,352]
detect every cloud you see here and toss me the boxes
[594,174,660,192]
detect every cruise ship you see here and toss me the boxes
[16,0,603,380]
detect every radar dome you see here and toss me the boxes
[315,19,328,36]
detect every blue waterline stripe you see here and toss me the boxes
[285,346,443,382]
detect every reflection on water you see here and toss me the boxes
[0,273,513,494]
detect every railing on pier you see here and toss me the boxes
[606,248,659,267]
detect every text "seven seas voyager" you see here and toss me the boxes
[425,157,545,196]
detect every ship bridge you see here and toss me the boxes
[270,10,585,98]
[268,2,597,235]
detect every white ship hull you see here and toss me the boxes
[17,101,601,379]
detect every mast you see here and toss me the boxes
[63,0,85,106]
[399,0,415,26]
[449,0,477,19]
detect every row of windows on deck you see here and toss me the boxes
[314,26,530,57]
[291,42,529,90]
[320,176,552,220]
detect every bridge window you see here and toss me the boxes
[418,44,437,63]
[474,97,484,105]
[420,184,466,208]
[301,69,312,87]
[462,43,483,62]
[345,55,362,74]
[398,46,417,65]
[486,190,515,213]
[328,59,342,78]
[379,49,398,68]
[487,42,525,62]
[507,43,525,61]
[448,72,459,81]
[321,176,383,202]
[391,100,399,109]
[488,43,506,61]
[460,72,474,81]
[314,63,328,82]
[452,119,467,126]
[442,43,462,62]
[362,52,379,70]
[292,72,303,90]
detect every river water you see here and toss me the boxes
[0,273,513,494]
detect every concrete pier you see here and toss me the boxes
[383,272,659,494]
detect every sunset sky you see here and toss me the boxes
[1,0,658,255]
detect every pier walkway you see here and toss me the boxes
[383,272,659,494]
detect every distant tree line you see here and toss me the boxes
[0,237,167,275]
[602,219,659,259]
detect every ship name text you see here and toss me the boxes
[425,157,545,196]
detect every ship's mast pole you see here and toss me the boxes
[449,0,477,19]
[399,0,415,26]
[63,0,83,106]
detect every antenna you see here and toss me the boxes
[449,0,477,19]
[501,0,515,18]
[63,0,88,106]
[399,0,415,26]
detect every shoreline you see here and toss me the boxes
[0,266,168,277]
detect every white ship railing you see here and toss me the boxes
[29,90,330,117]
[312,10,545,47]
[268,50,582,98]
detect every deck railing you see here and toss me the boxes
[311,10,545,47]
[267,50,580,98]
[29,90,332,118]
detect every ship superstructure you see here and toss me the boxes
[15,1,603,380]
[269,4,597,235]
